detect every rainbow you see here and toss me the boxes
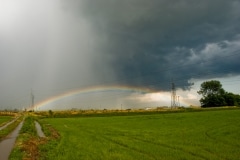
[29,85,158,111]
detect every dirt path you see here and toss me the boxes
[0,121,23,160]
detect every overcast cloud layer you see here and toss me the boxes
[1,0,240,109]
[66,0,240,88]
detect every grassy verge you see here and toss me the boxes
[38,121,60,160]
[0,116,22,141]
[39,109,240,160]
[9,116,42,160]
[9,116,60,160]
[0,116,14,127]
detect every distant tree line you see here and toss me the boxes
[198,80,240,107]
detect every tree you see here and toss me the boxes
[223,92,236,106]
[198,80,240,107]
[197,80,226,107]
[223,93,240,107]
[235,94,240,107]
[49,110,53,117]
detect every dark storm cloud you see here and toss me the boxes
[62,0,240,90]
[1,0,240,109]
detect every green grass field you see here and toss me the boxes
[38,109,240,160]
[0,116,13,127]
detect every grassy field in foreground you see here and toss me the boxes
[39,109,240,160]
[0,116,13,127]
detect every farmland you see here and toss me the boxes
[37,109,240,160]
[0,115,22,141]
[0,116,12,127]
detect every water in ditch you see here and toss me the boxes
[35,121,45,138]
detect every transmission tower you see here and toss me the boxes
[171,82,177,109]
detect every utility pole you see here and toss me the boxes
[171,82,177,109]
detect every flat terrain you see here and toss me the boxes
[0,116,13,127]
[39,109,240,160]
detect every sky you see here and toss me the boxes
[1,0,240,110]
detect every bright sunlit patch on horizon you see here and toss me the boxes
[176,89,201,107]
[127,92,170,105]
[128,91,196,107]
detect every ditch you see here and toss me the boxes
[0,121,23,160]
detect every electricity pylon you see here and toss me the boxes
[171,82,177,109]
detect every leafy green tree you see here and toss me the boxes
[224,93,240,107]
[197,80,226,107]
[198,80,240,107]
[223,92,236,106]
[235,94,240,107]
